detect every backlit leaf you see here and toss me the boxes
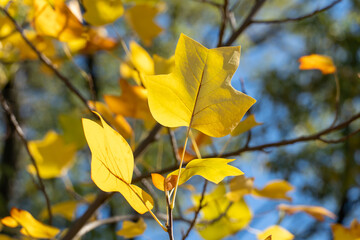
[151,173,165,191]
[28,131,77,179]
[169,158,243,185]
[278,204,336,221]
[7,208,60,239]
[231,114,262,136]
[82,112,153,214]
[1,216,18,228]
[257,225,294,240]
[83,0,124,26]
[125,4,163,46]
[145,34,256,137]
[253,180,294,201]
[299,54,336,74]
[116,218,146,239]
[332,219,360,240]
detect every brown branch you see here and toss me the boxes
[0,93,53,224]
[61,123,163,240]
[205,112,360,158]
[168,128,181,163]
[319,128,360,144]
[166,194,174,240]
[223,0,267,46]
[0,7,91,111]
[252,0,342,24]
[182,180,208,240]
[217,0,229,47]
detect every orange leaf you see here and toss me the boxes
[299,54,336,74]
[151,173,165,191]
[278,204,336,221]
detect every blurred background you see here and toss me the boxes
[0,0,359,239]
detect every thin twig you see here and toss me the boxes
[319,129,360,144]
[168,128,181,163]
[0,7,91,111]
[252,0,342,24]
[166,193,174,240]
[217,0,229,47]
[0,93,53,224]
[330,73,341,127]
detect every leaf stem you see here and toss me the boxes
[189,130,201,159]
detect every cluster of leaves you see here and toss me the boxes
[0,0,359,240]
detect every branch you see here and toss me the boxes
[252,0,342,24]
[205,112,360,158]
[0,7,91,111]
[217,0,229,47]
[61,123,163,240]
[0,93,53,224]
[222,0,267,46]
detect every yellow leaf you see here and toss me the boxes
[153,54,175,74]
[41,200,77,221]
[231,114,262,136]
[169,158,243,185]
[196,184,252,240]
[226,175,254,202]
[83,0,124,26]
[278,204,336,221]
[125,4,163,46]
[298,54,336,74]
[0,16,15,39]
[32,0,84,42]
[151,173,165,191]
[8,208,60,239]
[88,101,133,139]
[104,79,153,122]
[253,180,294,201]
[0,234,16,240]
[332,219,360,240]
[116,218,146,239]
[145,34,256,137]
[82,112,154,214]
[28,131,77,179]
[1,216,18,228]
[59,111,87,148]
[257,225,294,240]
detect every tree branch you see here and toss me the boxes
[217,0,229,47]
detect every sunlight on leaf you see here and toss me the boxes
[82,112,153,214]
[28,131,77,179]
[253,180,294,201]
[231,114,262,136]
[332,219,360,240]
[83,0,124,26]
[278,204,335,221]
[299,54,336,75]
[169,158,243,185]
[146,34,256,137]
[1,216,18,228]
[151,173,165,191]
[257,225,294,240]
[117,218,146,239]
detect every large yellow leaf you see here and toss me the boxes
[145,34,256,137]
[278,204,335,221]
[28,131,77,179]
[231,114,262,136]
[32,0,84,42]
[253,180,294,201]
[116,218,146,238]
[104,79,153,122]
[298,54,336,74]
[257,225,294,240]
[169,158,243,185]
[82,112,154,214]
[83,0,124,26]
[125,4,163,46]
[6,208,60,239]
[332,219,360,240]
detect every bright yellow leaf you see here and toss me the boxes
[1,216,18,228]
[278,204,336,221]
[83,0,124,26]
[151,173,165,191]
[104,79,153,122]
[258,225,294,240]
[299,54,336,74]
[88,101,133,139]
[82,112,154,214]
[226,175,254,202]
[125,4,163,46]
[8,208,60,239]
[153,54,175,74]
[28,131,77,179]
[332,219,360,240]
[145,34,256,137]
[253,180,294,201]
[169,158,243,185]
[231,114,262,136]
[32,0,84,42]
[0,16,14,38]
[117,218,146,239]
